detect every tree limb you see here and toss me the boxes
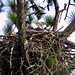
[53,0,60,32]
[63,19,75,38]
[65,40,75,48]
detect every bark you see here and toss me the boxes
[63,19,75,38]
[17,0,28,56]
[58,19,75,42]
[53,0,60,32]
[65,40,75,48]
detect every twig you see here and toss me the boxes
[10,45,14,75]
[16,57,24,74]
[59,3,67,22]
[57,26,64,31]
[70,4,75,6]
[64,0,70,20]
[29,40,54,74]
[20,58,23,75]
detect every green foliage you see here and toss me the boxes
[3,0,17,34]
[48,40,55,44]
[53,47,60,56]
[3,21,13,34]
[49,40,53,44]
[47,55,56,64]
[45,16,54,27]
[8,11,17,25]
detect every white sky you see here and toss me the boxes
[0,0,75,43]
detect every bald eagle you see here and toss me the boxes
[31,21,47,29]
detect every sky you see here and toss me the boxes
[0,0,75,43]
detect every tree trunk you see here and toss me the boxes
[17,0,28,56]
[53,0,60,32]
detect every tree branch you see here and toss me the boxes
[63,19,75,38]
[65,40,75,48]
[70,4,75,6]
[53,0,60,32]
[64,0,70,20]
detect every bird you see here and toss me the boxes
[31,21,47,29]
[39,22,47,29]
[31,21,38,29]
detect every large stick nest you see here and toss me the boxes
[0,27,75,75]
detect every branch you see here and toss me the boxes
[70,4,75,6]
[64,0,70,20]
[53,0,60,32]
[59,3,67,22]
[63,19,75,38]
[65,40,75,48]
[58,19,75,42]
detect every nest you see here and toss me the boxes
[0,27,74,75]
